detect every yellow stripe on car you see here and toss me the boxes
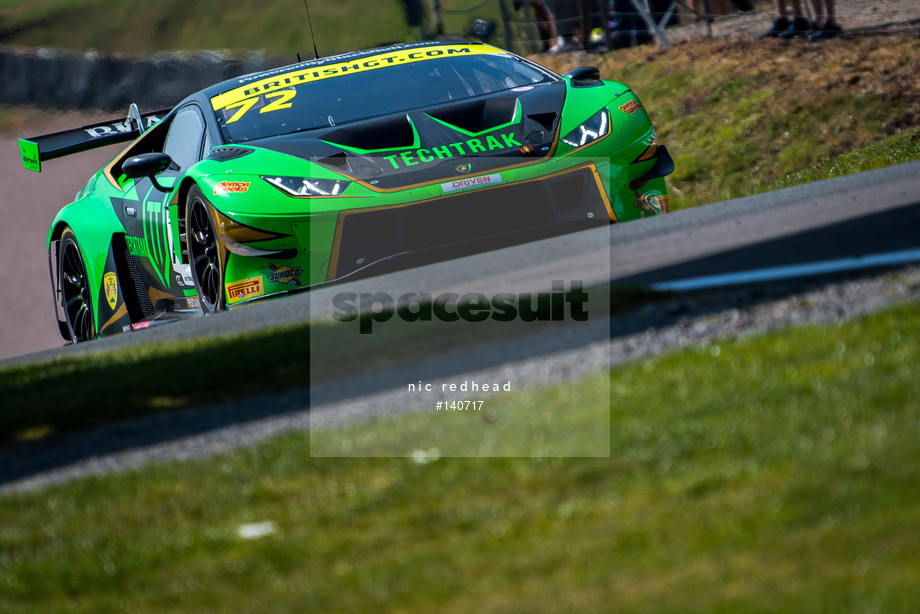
[211,45,502,111]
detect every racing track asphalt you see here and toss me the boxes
[0,125,127,363]
[2,157,920,491]
[2,156,919,367]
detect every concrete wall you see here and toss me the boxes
[0,45,282,112]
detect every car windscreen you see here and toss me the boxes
[210,49,558,144]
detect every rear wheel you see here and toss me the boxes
[58,228,95,343]
[186,186,225,314]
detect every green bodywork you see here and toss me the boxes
[34,46,669,339]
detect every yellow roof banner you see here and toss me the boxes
[211,44,503,111]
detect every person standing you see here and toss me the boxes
[513,0,562,52]
[807,0,843,40]
[691,0,726,21]
[759,0,811,39]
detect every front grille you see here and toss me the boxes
[331,165,609,279]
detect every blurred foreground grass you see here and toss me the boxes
[1,297,918,612]
[0,285,659,443]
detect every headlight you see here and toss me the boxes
[263,176,351,196]
[561,110,609,148]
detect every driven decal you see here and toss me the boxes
[268,264,303,287]
[213,181,252,195]
[226,276,265,304]
[210,45,498,112]
[441,173,503,194]
[382,133,523,170]
[104,272,118,309]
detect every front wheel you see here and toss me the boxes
[58,228,96,343]
[186,186,226,314]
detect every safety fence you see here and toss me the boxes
[435,0,920,54]
[1,1,917,113]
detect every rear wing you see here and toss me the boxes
[19,106,170,173]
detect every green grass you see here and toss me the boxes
[0,0,508,56]
[0,285,660,443]
[2,298,919,612]
[754,125,920,193]
[540,36,920,209]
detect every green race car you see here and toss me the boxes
[20,40,673,343]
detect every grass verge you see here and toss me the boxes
[755,125,920,193]
[538,35,920,209]
[0,285,662,443]
[1,298,918,612]
[0,0,505,56]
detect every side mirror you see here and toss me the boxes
[122,153,173,191]
[562,66,601,84]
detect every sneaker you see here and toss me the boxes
[778,16,812,39]
[808,21,843,41]
[759,16,790,39]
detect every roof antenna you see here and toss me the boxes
[303,0,320,59]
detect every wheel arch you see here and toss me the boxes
[47,200,126,335]
[173,176,201,235]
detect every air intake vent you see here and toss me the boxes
[316,152,351,171]
[206,147,254,162]
[323,115,415,151]
[426,97,518,134]
[113,235,156,321]
[527,112,557,132]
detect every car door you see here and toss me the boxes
[120,104,211,304]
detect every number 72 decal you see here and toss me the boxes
[224,90,297,124]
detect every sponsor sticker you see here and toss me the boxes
[268,264,303,287]
[226,276,265,304]
[132,321,152,331]
[211,44,499,112]
[126,235,148,258]
[618,100,643,114]
[214,181,251,195]
[104,272,118,309]
[635,192,670,215]
[383,133,522,170]
[441,173,503,194]
[19,139,40,173]
[83,115,163,139]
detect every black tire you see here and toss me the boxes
[186,185,226,314]
[58,228,96,343]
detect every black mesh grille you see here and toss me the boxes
[332,167,608,278]
[125,249,156,318]
[206,147,254,162]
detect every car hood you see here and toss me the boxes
[247,81,566,190]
